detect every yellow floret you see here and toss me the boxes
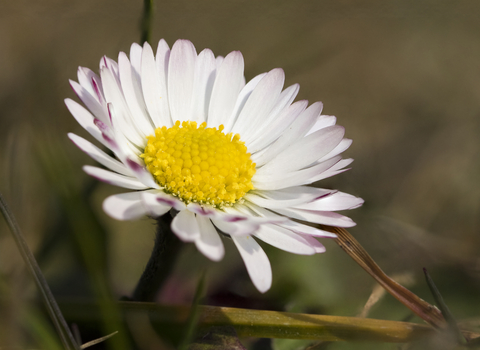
[141,120,256,207]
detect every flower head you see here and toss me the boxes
[66,39,363,293]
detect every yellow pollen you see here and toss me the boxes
[141,121,256,207]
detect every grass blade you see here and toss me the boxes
[424,268,467,345]
[0,193,80,350]
[178,271,207,349]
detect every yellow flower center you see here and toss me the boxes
[141,121,256,207]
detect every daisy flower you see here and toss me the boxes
[66,39,363,293]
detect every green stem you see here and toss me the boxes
[57,301,438,343]
[141,0,154,44]
[132,214,182,302]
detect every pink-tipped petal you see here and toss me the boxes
[140,191,172,217]
[68,133,133,176]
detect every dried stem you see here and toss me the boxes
[324,226,446,329]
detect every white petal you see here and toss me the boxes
[83,165,148,190]
[65,98,109,148]
[297,234,326,253]
[261,83,300,129]
[123,158,160,189]
[100,67,145,147]
[69,80,109,125]
[249,100,308,154]
[103,104,143,159]
[153,39,173,127]
[253,156,342,190]
[254,224,316,255]
[224,73,267,133]
[311,158,354,182]
[103,192,147,220]
[129,43,143,82]
[153,192,186,211]
[171,209,200,242]
[232,68,285,137]
[187,202,285,225]
[306,115,337,135]
[224,204,288,225]
[141,191,172,217]
[68,133,133,176]
[245,84,300,149]
[318,138,352,163]
[188,48,217,123]
[208,51,244,128]
[168,39,197,123]
[100,56,121,87]
[212,218,259,236]
[244,83,299,146]
[232,235,272,293]
[244,203,337,238]
[257,125,345,174]
[77,67,103,99]
[94,106,138,160]
[293,191,364,211]
[141,42,172,129]
[195,216,225,261]
[118,51,153,137]
[244,187,333,209]
[271,207,356,227]
[280,220,337,238]
[253,102,323,167]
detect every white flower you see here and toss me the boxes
[66,39,363,293]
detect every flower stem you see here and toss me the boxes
[132,214,182,302]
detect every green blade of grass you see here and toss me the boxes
[178,271,207,350]
[0,193,80,350]
[424,268,467,345]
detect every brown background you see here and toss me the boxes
[1,1,479,348]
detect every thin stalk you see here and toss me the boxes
[0,193,80,350]
[140,0,154,44]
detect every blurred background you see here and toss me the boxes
[1,0,479,349]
